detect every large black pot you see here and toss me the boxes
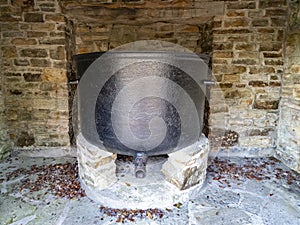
[74,51,210,156]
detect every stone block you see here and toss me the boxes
[24,13,44,22]
[30,59,51,67]
[0,13,20,22]
[271,18,286,27]
[16,131,35,147]
[214,28,251,35]
[293,86,300,99]
[254,112,278,127]
[27,31,48,38]
[227,35,251,42]
[0,143,10,161]
[265,9,287,17]
[11,38,37,45]
[270,81,281,87]
[239,136,273,148]
[235,43,256,51]
[30,23,55,31]
[249,66,275,74]
[226,11,245,17]
[40,2,56,12]
[224,18,249,28]
[232,59,258,65]
[53,61,67,69]
[33,99,56,110]
[14,59,30,66]
[249,80,267,87]
[1,46,17,58]
[259,0,287,8]
[223,74,240,82]
[45,14,65,22]
[263,52,282,58]
[20,48,48,58]
[39,38,66,45]
[50,32,65,37]
[252,18,269,27]
[77,133,117,190]
[259,42,282,51]
[161,134,209,190]
[265,59,284,66]
[41,68,67,83]
[213,42,233,51]
[23,73,42,82]
[11,0,34,7]
[213,51,233,58]
[257,28,276,34]
[227,2,256,10]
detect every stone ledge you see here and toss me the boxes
[13,146,76,158]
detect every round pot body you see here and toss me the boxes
[74,51,209,156]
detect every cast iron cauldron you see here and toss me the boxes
[74,51,211,158]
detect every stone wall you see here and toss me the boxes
[61,0,223,55]
[61,0,224,145]
[210,0,287,156]
[0,0,69,148]
[0,42,10,159]
[0,0,299,172]
[277,1,300,173]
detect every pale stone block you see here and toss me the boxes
[77,133,117,191]
[239,136,273,148]
[161,134,209,190]
[42,68,67,83]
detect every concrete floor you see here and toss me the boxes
[0,154,299,225]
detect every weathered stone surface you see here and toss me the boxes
[1,46,17,58]
[0,0,298,173]
[14,59,30,66]
[277,100,300,173]
[11,38,37,45]
[0,124,10,160]
[23,73,42,82]
[50,46,66,60]
[249,81,267,87]
[252,18,269,27]
[41,68,67,83]
[77,133,117,190]
[26,31,48,38]
[20,49,48,58]
[16,131,35,147]
[254,100,279,110]
[266,9,288,17]
[161,134,209,190]
[30,59,51,67]
[24,13,44,22]
[224,18,249,27]
[227,2,256,10]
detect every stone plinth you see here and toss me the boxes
[161,134,209,190]
[76,134,117,190]
[76,133,209,209]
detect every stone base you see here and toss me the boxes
[0,130,11,161]
[76,133,209,209]
[0,143,10,161]
[77,134,117,190]
[161,134,209,190]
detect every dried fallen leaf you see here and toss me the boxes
[173,202,182,209]
[147,211,153,219]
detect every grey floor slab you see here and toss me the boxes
[0,156,299,225]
